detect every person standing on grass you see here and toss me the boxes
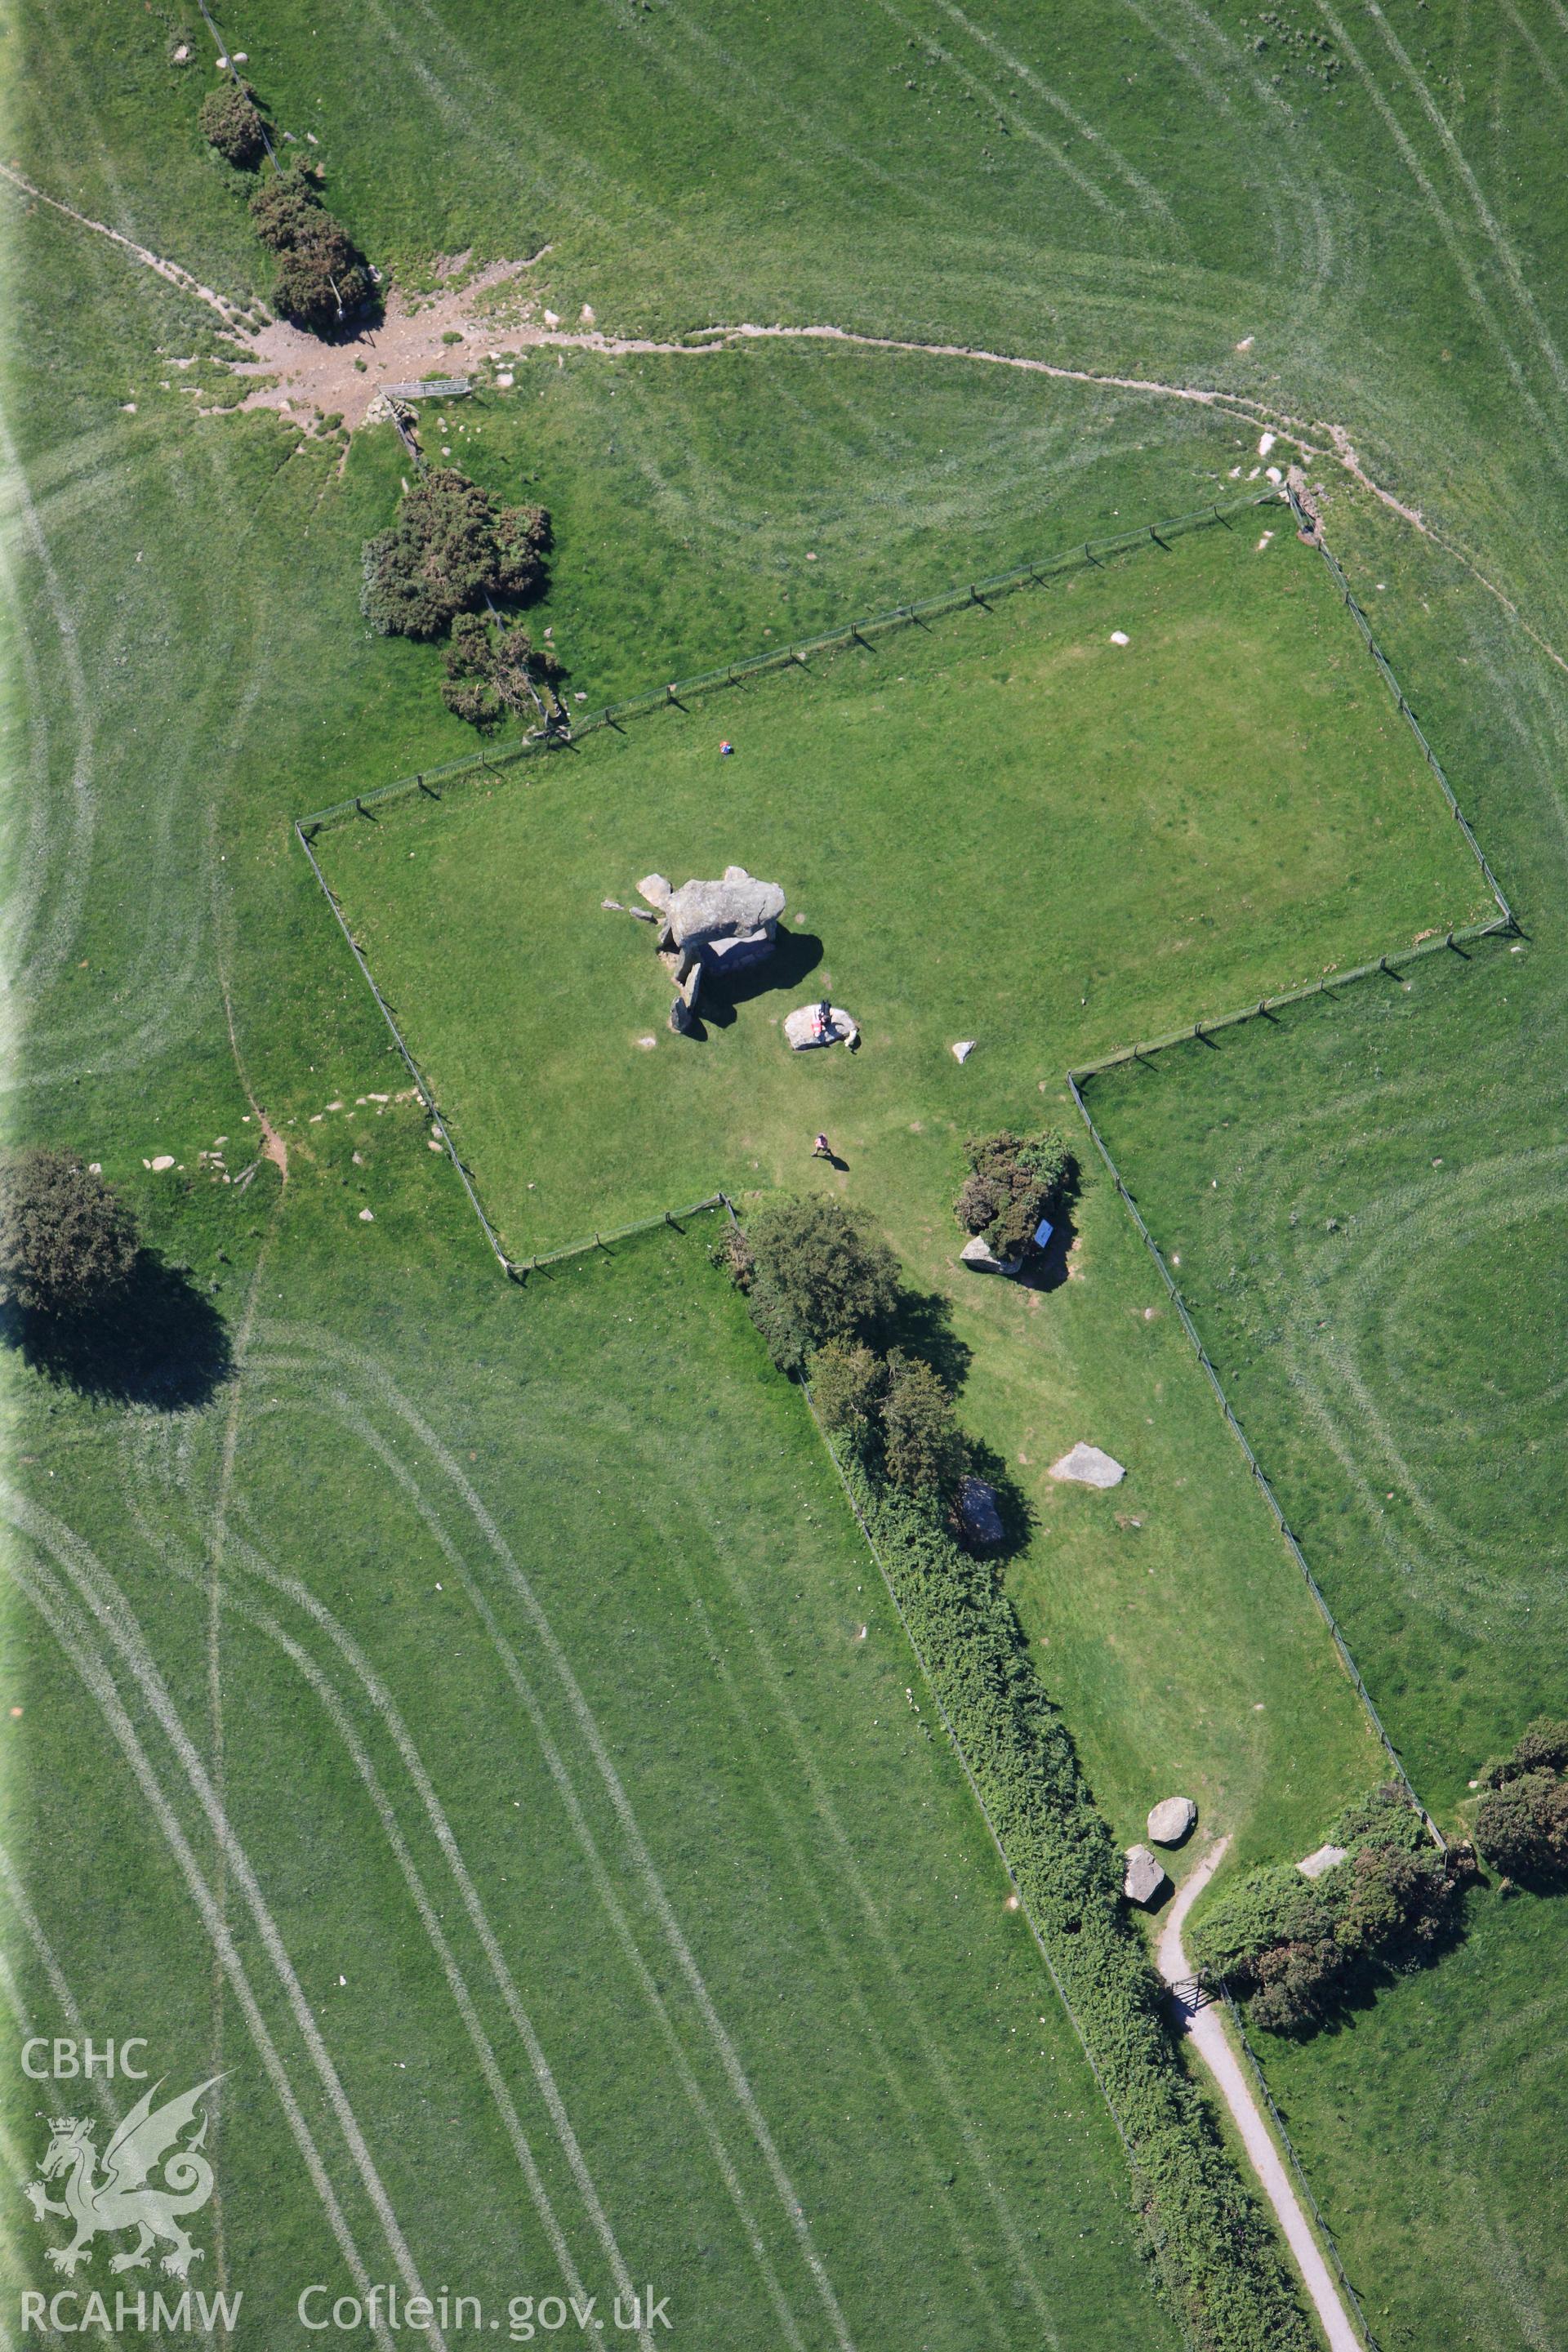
[813,1133,832,1160]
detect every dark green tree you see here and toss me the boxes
[0,1149,140,1316]
[734,1196,900,1374]
[810,1341,886,1460]
[880,1352,967,1501]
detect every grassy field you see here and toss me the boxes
[2,1213,1185,2349]
[16,0,1568,2340]
[1078,479,1568,2346]
[322,515,1487,1261]
[1081,931,1554,1814]
[1256,1883,1568,2352]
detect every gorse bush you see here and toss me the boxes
[955,1128,1075,1258]
[1475,1720,1568,1881]
[848,1469,1313,2350]
[1190,1786,1465,2034]
[362,470,551,644]
[441,614,563,728]
[249,168,373,332]
[0,1149,140,1316]
[199,81,269,169]
[721,1196,899,1374]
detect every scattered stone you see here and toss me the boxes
[628,906,657,922]
[1147,1797,1197,1846]
[1110,630,1130,646]
[150,1154,175,1171]
[785,1002,858,1050]
[358,1208,374,1222]
[951,1040,977,1063]
[1049,1442,1125,1488]
[602,898,625,911]
[636,1035,657,1050]
[1297,1843,1348,1881]
[956,1475,1004,1548]
[1123,1845,1167,1905]
[959,1232,1022,1276]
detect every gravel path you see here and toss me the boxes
[1157,1838,1361,2352]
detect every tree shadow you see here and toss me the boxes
[885,1285,972,1393]
[1016,1207,1079,1295]
[3,1253,234,1412]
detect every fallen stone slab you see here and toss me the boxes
[637,873,674,915]
[955,1475,1004,1548]
[785,1002,859,1050]
[1297,1843,1348,1882]
[1147,1797,1197,1847]
[959,1232,1022,1276]
[952,1040,977,1063]
[1123,1844,1167,1905]
[1049,1442,1125,1488]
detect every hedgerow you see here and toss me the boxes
[844,1466,1313,2352]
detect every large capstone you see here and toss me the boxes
[638,866,786,984]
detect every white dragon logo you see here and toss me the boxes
[24,2075,224,2279]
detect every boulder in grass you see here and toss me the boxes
[956,1475,1004,1549]
[1048,1441,1125,1488]
[1147,1797,1197,1847]
[1123,1844,1167,1905]
[1297,1842,1348,1881]
[785,1002,859,1050]
[959,1232,1022,1276]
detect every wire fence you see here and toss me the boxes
[1058,492,1525,1847]
[296,817,730,1278]
[296,487,1283,835]
[1287,484,1512,925]
[294,820,514,1269]
[1067,1062,1445,1848]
